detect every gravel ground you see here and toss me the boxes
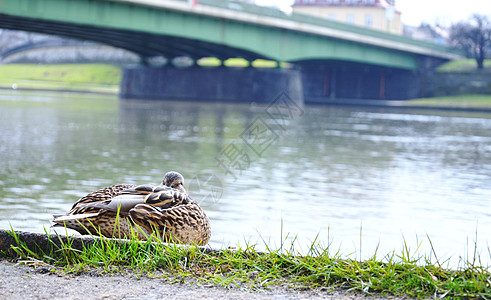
[0,259,404,300]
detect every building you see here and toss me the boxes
[292,0,402,35]
[403,23,448,45]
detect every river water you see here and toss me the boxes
[1,91,490,267]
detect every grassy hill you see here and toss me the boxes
[0,63,121,93]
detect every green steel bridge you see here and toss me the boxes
[0,0,460,101]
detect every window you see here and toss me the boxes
[328,13,336,21]
[346,14,355,24]
[365,14,372,27]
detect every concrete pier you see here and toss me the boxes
[299,63,421,103]
[120,66,304,105]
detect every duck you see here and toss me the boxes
[52,171,211,245]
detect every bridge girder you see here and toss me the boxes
[0,13,266,61]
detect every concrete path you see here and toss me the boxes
[0,260,397,300]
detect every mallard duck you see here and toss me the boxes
[52,171,211,245]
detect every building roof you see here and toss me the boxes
[293,0,395,8]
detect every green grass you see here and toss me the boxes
[437,59,491,73]
[223,58,250,67]
[2,228,491,298]
[196,57,287,68]
[407,94,491,109]
[0,63,121,93]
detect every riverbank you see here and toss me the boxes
[314,95,491,112]
[1,230,490,299]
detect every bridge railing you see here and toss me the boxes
[167,0,458,56]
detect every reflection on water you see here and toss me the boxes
[1,91,490,266]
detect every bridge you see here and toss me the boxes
[0,0,460,102]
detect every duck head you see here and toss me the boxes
[163,171,186,192]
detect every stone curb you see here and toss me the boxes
[0,230,100,255]
[0,229,220,256]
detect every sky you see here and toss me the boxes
[254,0,491,27]
[396,0,491,27]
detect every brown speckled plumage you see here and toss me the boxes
[52,172,211,245]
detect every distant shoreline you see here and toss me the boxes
[307,97,491,112]
[2,86,491,113]
[0,86,118,96]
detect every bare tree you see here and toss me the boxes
[449,14,491,70]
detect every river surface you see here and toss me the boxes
[1,91,490,267]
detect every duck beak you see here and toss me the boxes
[178,184,186,193]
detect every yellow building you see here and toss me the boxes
[292,0,402,35]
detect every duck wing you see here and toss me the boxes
[52,212,101,224]
[143,188,190,209]
[75,194,147,213]
[69,183,137,211]
[72,186,191,213]
[121,185,191,209]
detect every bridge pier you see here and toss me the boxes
[120,66,304,105]
[300,63,421,103]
